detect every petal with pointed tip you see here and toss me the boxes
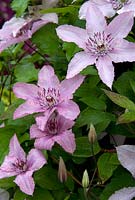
[96,56,114,89]
[66,51,95,79]
[56,25,87,49]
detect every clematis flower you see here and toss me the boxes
[0,134,46,195]
[30,111,76,154]
[56,4,135,88]
[13,65,84,130]
[79,0,135,19]
[0,13,58,52]
[109,145,135,200]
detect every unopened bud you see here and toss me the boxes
[58,157,67,183]
[82,170,89,188]
[88,124,97,144]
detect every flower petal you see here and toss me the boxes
[27,149,46,171]
[13,83,38,100]
[58,115,75,132]
[30,124,45,139]
[56,25,88,49]
[66,51,95,79]
[9,134,26,160]
[86,3,107,35]
[13,100,43,119]
[37,65,60,89]
[96,56,114,89]
[57,100,80,120]
[109,39,135,62]
[34,136,55,150]
[14,171,35,195]
[109,187,135,200]
[54,130,76,154]
[60,74,85,100]
[106,11,134,39]
[117,1,135,16]
[116,145,135,178]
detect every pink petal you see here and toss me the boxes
[13,100,43,120]
[30,124,45,139]
[37,65,60,89]
[36,108,56,131]
[66,51,96,79]
[106,11,134,39]
[54,130,76,154]
[79,1,91,19]
[109,187,135,200]
[57,100,80,120]
[58,115,75,132]
[13,83,38,100]
[9,134,26,161]
[86,3,107,35]
[117,1,135,16]
[31,13,58,34]
[34,136,55,150]
[109,39,135,63]
[14,171,35,195]
[96,56,114,89]
[56,25,88,49]
[60,74,85,100]
[116,145,135,178]
[0,156,18,178]
[27,149,46,171]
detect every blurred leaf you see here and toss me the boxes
[130,80,135,94]
[76,107,115,128]
[41,6,78,14]
[14,189,27,200]
[11,0,30,17]
[34,165,64,190]
[14,62,38,82]
[73,137,101,158]
[100,167,135,200]
[117,111,135,124]
[81,66,98,76]
[28,188,54,200]
[103,89,135,111]
[98,153,119,182]
[0,177,15,189]
[62,42,80,61]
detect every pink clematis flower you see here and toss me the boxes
[0,134,46,195]
[0,13,58,52]
[56,4,135,88]
[30,111,76,153]
[13,65,84,130]
[79,0,135,19]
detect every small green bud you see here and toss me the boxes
[82,169,89,188]
[58,157,67,183]
[88,124,97,144]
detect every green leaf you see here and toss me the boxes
[73,137,101,158]
[0,177,15,189]
[117,111,135,124]
[40,6,79,14]
[75,107,115,128]
[62,42,80,61]
[100,167,135,200]
[14,62,38,82]
[11,0,30,17]
[34,165,64,190]
[103,89,135,111]
[28,188,54,200]
[14,189,27,200]
[81,66,98,76]
[97,153,119,182]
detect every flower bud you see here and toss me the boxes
[82,169,89,188]
[88,124,97,144]
[58,157,67,183]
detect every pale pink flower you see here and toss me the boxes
[108,145,135,199]
[79,0,135,19]
[0,13,58,52]
[13,65,84,130]
[0,134,46,195]
[56,4,135,88]
[30,111,76,154]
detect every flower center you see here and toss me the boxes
[46,112,58,135]
[12,159,27,173]
[110,0,129,10]
[37,87,60,109]
[85,31,113,57]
